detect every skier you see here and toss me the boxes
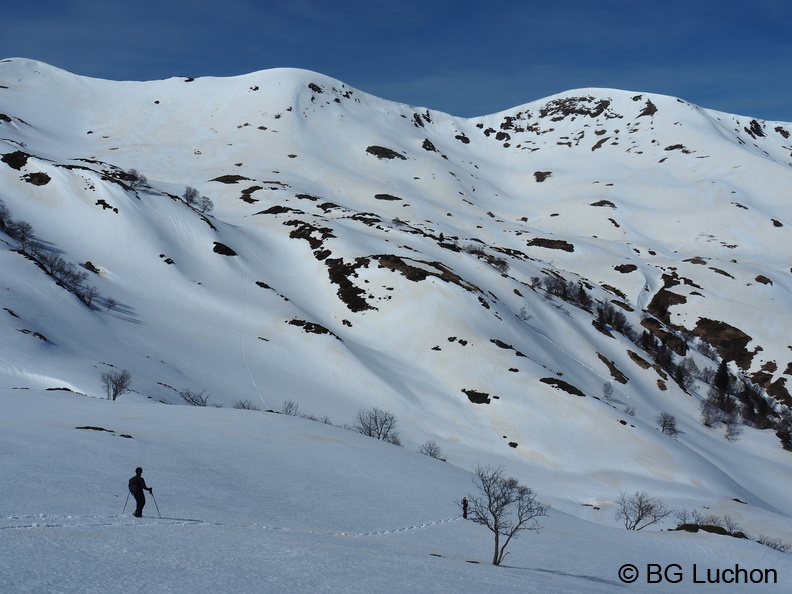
[128,467,153,517]
[461,497,468,519]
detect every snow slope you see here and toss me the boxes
[2,388,790,593]
[1,58,792,590]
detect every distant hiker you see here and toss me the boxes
[461,497,468,519]
[128,467,153,518]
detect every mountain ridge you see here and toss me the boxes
[2,57,792,531]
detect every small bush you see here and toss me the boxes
[282,400,300,416]
[101,369,132,401]
[179,388,210,407]
[419,440,443,459]
[614,491,671,530]
[232,399,260,410]
[755,535,791,554]
[657,412,678,437]
[352,407,401,445]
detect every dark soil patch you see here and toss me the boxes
[422,139,437,152]
[374,254,478,292]
[287,318,340,340]
[257,205,302,215]
[23,172,51,185]
[374,194,402,201]
[540,377,586,397]
[614,264,637,273]
[95,199,118,212]
[18,329,48,341]
[240,186,262,203]
[641,317,687,356]
[646,275,687,323]
[490,339,527,357]
[693,318,754,369]
[527,238,574,252]
[539,96,617,121]
[673,524,747,539]
[638,99,658,117]
[2,150,30,170]
[325,257,375,312]
[533,171,552,182]
[284,220,336,250]
[366,145,407,160]
[210,174,251,184]
[213,242,237,256]
[597,353,628,384]
[462,389,491,404]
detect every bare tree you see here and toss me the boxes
[232,399,260,411]
[614,491,671,530]
[419,440,443,459]
[179,388,210,406]
[182,186,199,206]
[197,195,214,214]
[79,284,100,307]
[101,369,132,401]
[127,169,147,189]
[0,201,10,228]
[724,419,742,442]
[352,407,401,445]
[602,382,614,402]
[656,412,678,437]
[281,400,300,416]
[7,220,34,248]
[466,465,547,565]
[700,389,723,427]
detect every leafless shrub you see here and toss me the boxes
[179,388,210,407]
[127,169,147,189]
[7,220,34,247]
[465,465,547,565]
[657,412,679,437]
[197,195,214,214]
[614,491,671,530]
[352,407,401,445]
[755,535,791,554]
[183,186,200,206]
[700,389,723,427]
[419,440,443,459]
[101,369,132,401]
[232,399,260,410]
[723,420,742,442]
[282,400,300,416]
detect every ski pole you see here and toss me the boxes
[149,490,162,518]
[122,491,130,515]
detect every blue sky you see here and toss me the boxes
[2,0,790,121]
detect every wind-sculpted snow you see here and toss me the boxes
[2,59,792,587]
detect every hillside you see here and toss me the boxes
[2,57,792,585]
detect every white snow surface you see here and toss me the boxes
[1,58,792,591]
[2,388,790,593]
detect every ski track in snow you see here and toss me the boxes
[1,512,462,537]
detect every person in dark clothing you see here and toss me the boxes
[461,497,468,519]
[128,467,153,517]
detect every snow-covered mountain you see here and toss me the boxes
[2,58,792,591]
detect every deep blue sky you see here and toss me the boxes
[2,0,790,121]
